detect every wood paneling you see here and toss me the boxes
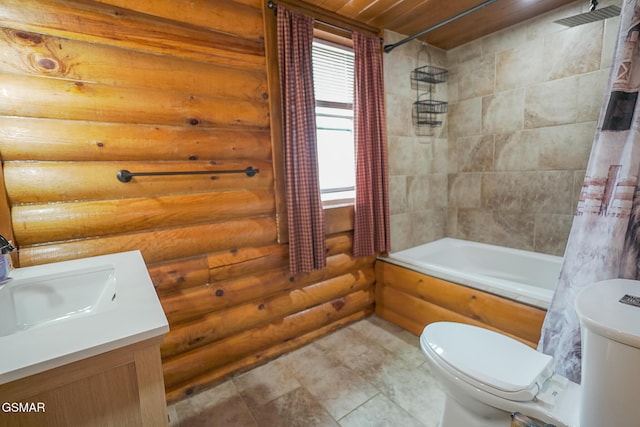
[0,73,269,127]
[0,0,375,407]
[0,0,265,67]
[375,261,546,348]
[298,0,577,50]
[4,160,273,204]
[12,190,275,245]
[0,29,268,101]
[162,289,374,395]
[0,118,271,162]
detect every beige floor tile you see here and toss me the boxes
[313,325,374,363]
[254,387,339,427]
[284,343,379,419]
[338,393,426,427]
[169,381,258,427]
[233,358,301,409]
[364,359,444,427]
[166,315,445,427]
[348,317,426,367]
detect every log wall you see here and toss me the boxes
[375,261,546,348]
[0,0,375,403]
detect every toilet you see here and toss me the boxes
[420,279,640,427]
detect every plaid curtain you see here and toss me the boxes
[352,32,390,257]
[277,7,326,274]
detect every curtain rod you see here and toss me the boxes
[267,0,381,39]
[383,0,497,53]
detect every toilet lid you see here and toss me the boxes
[422,322,553,400]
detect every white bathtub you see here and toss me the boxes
[380,238,562,309]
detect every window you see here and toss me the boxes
[312,39,355,204]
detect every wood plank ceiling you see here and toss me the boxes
[299,0,580,50]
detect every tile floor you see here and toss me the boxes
[167,314,445,427]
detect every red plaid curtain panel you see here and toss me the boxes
[353,32,391,257]
[277,7,327,274]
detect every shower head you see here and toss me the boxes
[553,4,620,27]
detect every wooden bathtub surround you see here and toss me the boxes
[375,261,547,348]
[1,0,376,405]
[0,337,167,427]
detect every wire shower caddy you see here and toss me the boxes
[411,45,448,132]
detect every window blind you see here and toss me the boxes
[312,41,354,105]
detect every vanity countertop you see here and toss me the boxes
[0,250,169,385]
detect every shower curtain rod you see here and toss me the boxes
[383,0,497,53]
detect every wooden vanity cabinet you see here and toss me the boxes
[0,337,167,427]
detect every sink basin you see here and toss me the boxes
[0,250,169,385]
[0,265,116,337]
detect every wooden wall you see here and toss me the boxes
[375,261,546,348]
[0,0,375,403]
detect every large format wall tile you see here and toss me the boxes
[448,173,482,209]
[525,76,579,128]
[448,98,482,137]
[386,1,619,255]
[495,131,539,171]
[496,41,545,92]
[457,54,495,100]
[482,89,525,134]
[537,122,596,170]
[543,21,603,81]
[456,209,536,251]
[457,135,495,172]
[577,69,610,122]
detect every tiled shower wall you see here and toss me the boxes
[385,0,621,255]
[384,31,449,251]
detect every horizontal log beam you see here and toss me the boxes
[4,160,273,205]
[165,309,371,403]
[376,261,545,344]
[374,305,428,337]
[0,28,267,102]
[151,233,356,297]
[92,0,264,43]
[12,190,275,245]
[206,233,354,284]
[160,266,374,358]
[148,256,211,298]
[161,253,375,325]
[162,289,374,390]
[208,244,289,283]
[18,216,277,266]
[0,118,272,162]
[0,0,264,67]
[376,284,537,348]
[0,73,269,128]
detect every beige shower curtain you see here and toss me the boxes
[539,0,640,383]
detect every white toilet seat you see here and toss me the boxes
[421,322,554,401]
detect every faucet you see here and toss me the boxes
[0,235,15,284]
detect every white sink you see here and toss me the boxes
[0,265,117,337]
[0,251,169,385]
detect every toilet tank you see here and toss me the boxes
[575,279,640,427]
